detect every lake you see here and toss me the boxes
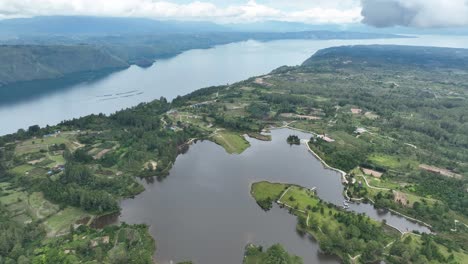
[116,128,429,264]
[2,35,468,135]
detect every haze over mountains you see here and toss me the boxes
[1,16,468,38]
[0,16,406,86]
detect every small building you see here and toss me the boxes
[317,134,335,143]
[354,127,367,134]
[351,108,362,114]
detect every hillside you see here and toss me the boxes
[0,45,129,86]
[0,16,228,36]
[0,30,404,86]
[303,45,468,69]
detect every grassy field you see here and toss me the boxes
[251,181,288,202]
[212,131,250,154]
[45,207,90,236]
[279,185,319,211]
[0,188,28,206]
[47,153,65,166]
[367,177,400,190]
[0,186,63,225]
[11,164,35,175]
[368,154,419,171]
[15,133,76,155]
[28,192,60,220]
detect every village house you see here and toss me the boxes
[317,134,335,143]
[354,127,367,134]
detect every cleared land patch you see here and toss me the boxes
[212,131,250,154]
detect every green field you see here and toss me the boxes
[279,186,319,211]
[45,207,90,236]
[15,134,76,155]
[212,131,250,154]
[251,181,288,202]
[28,192,60,220]
[368,154,419,171]
[11,164,35,175]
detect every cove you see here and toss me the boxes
[2,35,468,135]
[116,128,429,264]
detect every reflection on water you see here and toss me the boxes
[2,35,468,135]
[117,129,428,264]
[0,68,125,106]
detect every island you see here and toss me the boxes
[287,135,301,145]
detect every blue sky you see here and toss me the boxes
[0,0,467,28]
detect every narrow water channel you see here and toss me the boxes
[116,128,429,264]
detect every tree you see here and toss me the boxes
[28,125,40,135]
[361,241,383,263]
[108,243,128,264]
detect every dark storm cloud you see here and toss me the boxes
[361,0,468,28]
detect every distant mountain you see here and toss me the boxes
[303,45,468,69]
[1,17,467,38]
[225,21,336,32]
[227,21,468,35]
[0,45,128,86]
[337,24,468,36]
[0,16,228,37]
[1,29,405,68]
[0,16,407,87]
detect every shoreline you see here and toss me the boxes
[273,125,433,232]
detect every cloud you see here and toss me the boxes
[0,0,362,24]
[361,0,468,28]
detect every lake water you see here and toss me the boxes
[2,35,468,135]
[116,128,429,264]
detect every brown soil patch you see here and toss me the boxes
[419,164,462,179]
[93,149,111,160]
[28,158,45,165]
[254,77,273,87]
[393,191,409,207]
[280,113,321,120]
[361,168,383,178]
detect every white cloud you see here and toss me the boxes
[361,0,468,28]
[0,0,362,23]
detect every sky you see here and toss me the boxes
[0,0,467,28]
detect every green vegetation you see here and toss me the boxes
[0,45,128,85]
[286,135,300,145]
[251,181,466,263]
[387,233,467,264]
[212,131,250,154]
[1,44,468,263]
[251,181,402,262]
[33,223,154,264]
[243,244,303,264]
[250,181,288,210]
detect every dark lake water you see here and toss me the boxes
[117,129,429,264]
[2,35,468,135]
